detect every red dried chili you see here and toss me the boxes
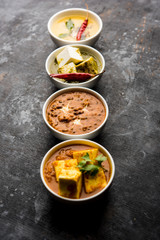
[76,19,88,41]
[50,71,105,82]
[76,4,89,41]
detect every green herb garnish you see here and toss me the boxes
[65,18,74,31]
[77,153,91,168]
[96,154,107,166]
[58,33,69,38]
[77,153,107,176]
[80,164,99,176]
[81,153,91,162]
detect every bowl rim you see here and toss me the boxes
[45,44,105,87]
[42,86,109,138]
[47,8,103,44]
[40,139,115,202]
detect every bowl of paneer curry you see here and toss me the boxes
[40,139,115,201]
[42,87,109,140]
[45,45,105,89]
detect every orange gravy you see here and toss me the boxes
[43,144,111,199]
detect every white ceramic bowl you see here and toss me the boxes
[48,8,103,46]
[42,87,109,140]
[40,139,115,202]
[45,44,105,89]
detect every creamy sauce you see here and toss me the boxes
[43,145,111,199]
[49,51,102,84]
[51,15,99,41]
[46,91,106,135]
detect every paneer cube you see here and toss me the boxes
[76,57,98,74]
[53,159,78,182]
[84,167,107,193]
[58,169,82,199]
[73,148,98,163]
[58,62,77,74]
[56,46,83,68]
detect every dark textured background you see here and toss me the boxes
[0,0,160,239]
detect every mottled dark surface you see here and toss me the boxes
[0,0,160,239]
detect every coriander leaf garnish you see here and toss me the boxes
[96,154,107,166]
[77,160,87,168]
[77,153,107,176]
[96,154,108,172]
[66,18,74,31]
[81,153,92,162]
[58,33,69,38]
[80,164,99,176]
[77,153,91,169]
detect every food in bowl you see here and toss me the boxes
[49,46,103,83]
[46,90,106,135]
[45,45,105,88]
[48,8,103,47]
[43,144,111,199]
[43,87,109,140]
[51,14,99,41]
[56,46,83,68]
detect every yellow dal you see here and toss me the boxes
[51,15,99,41]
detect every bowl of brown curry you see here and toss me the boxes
[42,87,109,140]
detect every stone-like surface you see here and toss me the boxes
[0,0,160,239]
